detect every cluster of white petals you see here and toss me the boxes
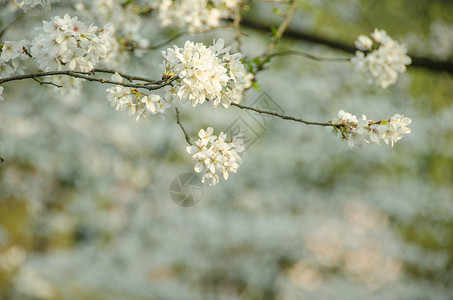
[187,127,245,186]
[17,0,60,12]
[30,14,114,72]
[106,73,169,120]
[76,0,148,57]
[333,110,411,147]
[0,40,29,78]
[162,39,247,108]
[157,0,240,32]
[352,29,412,88]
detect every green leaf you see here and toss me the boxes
[270,26,278,38]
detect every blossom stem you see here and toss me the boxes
[231,103,343,128]
[175,107,192,145]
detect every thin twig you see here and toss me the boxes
[269,50,351,62]
[32,76,63,88]
[148,25,235,50]
[149,31,188,50]
[262,0,298,60]
[175,107,192,145]
[231,103,343,128]
[0,70,175,90]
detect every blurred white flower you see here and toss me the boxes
[351,29,412,88]
[430,20,453,60]
[157,0,239,32]
[17,0,60,12]
[354,34,373,51]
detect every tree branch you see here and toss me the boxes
[32,76,63,88]
[241,18,453,75]
[0,70,175,90]
[231,103,342,128]
[92,68,160,84]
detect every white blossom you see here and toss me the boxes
[333,110,411,148]
[30,14,114,72]
[105,73,168,120]
[1,40,29,62]
[161,39,247,108]
[157,0,239,33]
[17,0,60,12]
[76,0,148,58]
[354,34,373,51]
[351,29,412,88]
[0,59,16,78]
[0,86,4,101]
[187,127,245,186]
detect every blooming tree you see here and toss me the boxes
[0,0,418,186]
[1,0,453,299]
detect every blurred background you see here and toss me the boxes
[0,0,453,299]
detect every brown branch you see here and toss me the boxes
[32,76,63,88]
[92,68,161,84]
[0,70,174,90]
[241,18,453,75]
[175,107,192,145]
[231,103,342,128]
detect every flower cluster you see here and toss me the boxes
[75,0,148,57]
[162,39,247,108]
[106,73,169,120]
[351,29,411,88]
[0,40,29,78]
[187,127,245,186]
[30,14,114,72]
[333,110,411,148]
[157,0,240,33]
[17,0,60,12]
